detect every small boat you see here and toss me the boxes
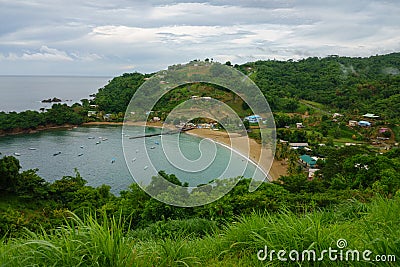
[150,146,156,149]
[144,166,148,170]
[136,149,139,153]
[155,141,160,145]
[80,145,84,149]
[29,148,37,150]
[96,141,101,145]
[78,153,84,157]
[111,158,116,163]
[88,137,95,139]
[102,138,108,141]
[53,152,61,156]
[132,158,137,162]
[14,152,21,156]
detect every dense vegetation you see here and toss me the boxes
[1,144,399,265]
[0,104,85,134]
[1,53,400,265]
[242,53,400,120]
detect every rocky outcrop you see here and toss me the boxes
[41,97,62,103]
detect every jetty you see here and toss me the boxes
[128,126,194,140]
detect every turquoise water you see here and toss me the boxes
[0,126,259,194]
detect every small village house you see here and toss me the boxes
[358,121,371,127]
[244,115,262,123]
[299,154,317,168]
[349,120,358,127]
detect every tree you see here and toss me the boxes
[0,156,21,192]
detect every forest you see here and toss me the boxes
[1,53,400,265]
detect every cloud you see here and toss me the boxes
[0,0,399,75]
[0,46,72,61]
[0,45,102,63]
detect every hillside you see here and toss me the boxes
[93,53,400,122]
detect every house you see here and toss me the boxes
[333,113,343,118]
[379,128,389,134]
[349,120,358,127]
[244,115,262,123]
[345,143,356,146]
[289,143,309,149]
[358,121,371,127]
[363,113,379,119]
[308,168,320,179]
[152,117,161,122]
[87,111,97,117]
[191,96,199,99]
[202,96,212,100]
[300,154,317,168]
[103,114,112,121]
[296,122,305,129]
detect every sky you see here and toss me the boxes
[0,0,399,76]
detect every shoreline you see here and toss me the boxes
[0,124,79,137]
[185,128,286,181]
[1,121,287,180]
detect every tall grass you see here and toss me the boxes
[1,197,399,266]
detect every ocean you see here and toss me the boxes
[0,76,262,194]
[0,76,111,112]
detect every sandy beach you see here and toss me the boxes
[186,128,286,181]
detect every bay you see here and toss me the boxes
[0,126,260,194]
[0,76,111,112]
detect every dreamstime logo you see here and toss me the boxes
[257,239,397,263]
[122,61,275,207]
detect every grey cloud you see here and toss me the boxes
[0,0,399,75]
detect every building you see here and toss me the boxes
[333,113,343,118]
[363,113,379,119]
[152,117,161,122]
[87,111,97,117]
[244,115,262,123]
[289,143,309,149]
[349,120,358,127]
[379,128,389,134]
[358,121,371,127]
[296,122,305,129]
[300,154,317,168]
[308,168,320,179]
[103,114,112,121]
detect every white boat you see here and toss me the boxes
[88,136,95,139]
[132,158,137,162]
[102,138,108,141]
[14,152,21,156]
[29,148,37,150]
[144,166,148,170]
[96,141,101,145]
[78,153,83,157]
[150,146,156,149]
[80,146,84,149]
